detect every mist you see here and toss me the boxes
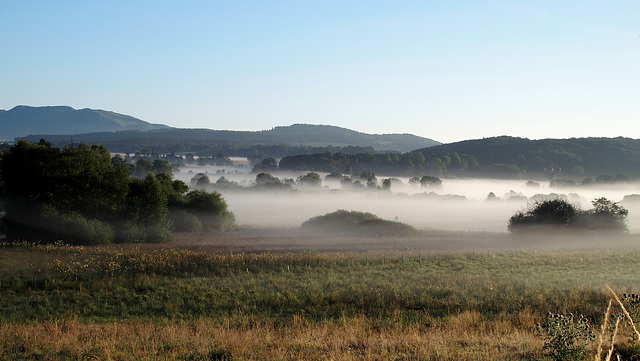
[174,163,640,234]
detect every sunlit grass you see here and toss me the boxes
[2,237,640,359]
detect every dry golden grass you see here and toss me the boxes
[6,235,640,360]
[0,311,543,361]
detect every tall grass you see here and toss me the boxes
[0,314,542,360]
[3,248,633,322]
[3,241,640,359]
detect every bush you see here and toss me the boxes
[183,190,236,231]
[297,172,322,187]
[3,204,114,245]
[168,209,203,233]
[508,197,628,233]
[570,197,629,232]
[301,210,417,237]
[420,175,442,188]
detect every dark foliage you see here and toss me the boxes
[278,151,430,176]
[182,190,236,231]
[508,198,628,233]
[419,175,442,187]
[253,172,292,190]
[0,140,235,244]
[296,172,322,187]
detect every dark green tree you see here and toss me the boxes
[0,140,130,244]
[183,190,235,231]
[382,178,392,191]
[135,158,154,178]
[509,197,628,233]
[0,140,234,244]
[508,199,579,232]
[121,174,171,243]
[420,175,442,188]
[570,198,628,232]
[297,172,322,187]
[152,159,173,176]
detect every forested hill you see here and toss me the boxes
[265,124,439,151]
[23,124,440,154]
[413,136,640,178]
[0,106,170,140]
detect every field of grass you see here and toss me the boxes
[2,231,640,360]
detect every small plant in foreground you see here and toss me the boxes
[536,312,595,361]
[538,286,640,361]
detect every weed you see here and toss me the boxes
[537,312,596,361]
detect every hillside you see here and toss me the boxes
[23,123,440,154]
[264,124,439,151]
[414,136,640,179]
[0,106,170,141]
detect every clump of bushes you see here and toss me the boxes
[301,210,417,237]
[508,197,628,233]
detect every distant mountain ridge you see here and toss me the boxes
[259,124,438,151]
[8,106,440,153]
[24,125,440,153]
[0,105,170,141]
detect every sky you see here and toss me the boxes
[1,1,639,144]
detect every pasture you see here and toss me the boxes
[2,230,640,360]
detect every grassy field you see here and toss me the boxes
[2,230,640,360]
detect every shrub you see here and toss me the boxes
[508,197,628,233]
[301,210,417,237]
[508,199,579,232]
[183,190,236,231]
[420,175,442,188]
[3,204,114,245]
[587,197,629,232]
[296,172,322,187]
[168,209,203,233]
[536,312,595,361]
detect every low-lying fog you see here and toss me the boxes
[175,161,640,233]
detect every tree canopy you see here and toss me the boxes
[0,140,235,244]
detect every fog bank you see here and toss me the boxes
[174,166,640,233]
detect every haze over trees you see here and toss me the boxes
[0,139,235,244]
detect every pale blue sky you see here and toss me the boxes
[1,1,638,143]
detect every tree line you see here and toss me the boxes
[0,140,235,244]
[276,151,450,176]
[415,136,640,179]
[273,136,640,180]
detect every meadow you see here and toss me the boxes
[2,231,640,360]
